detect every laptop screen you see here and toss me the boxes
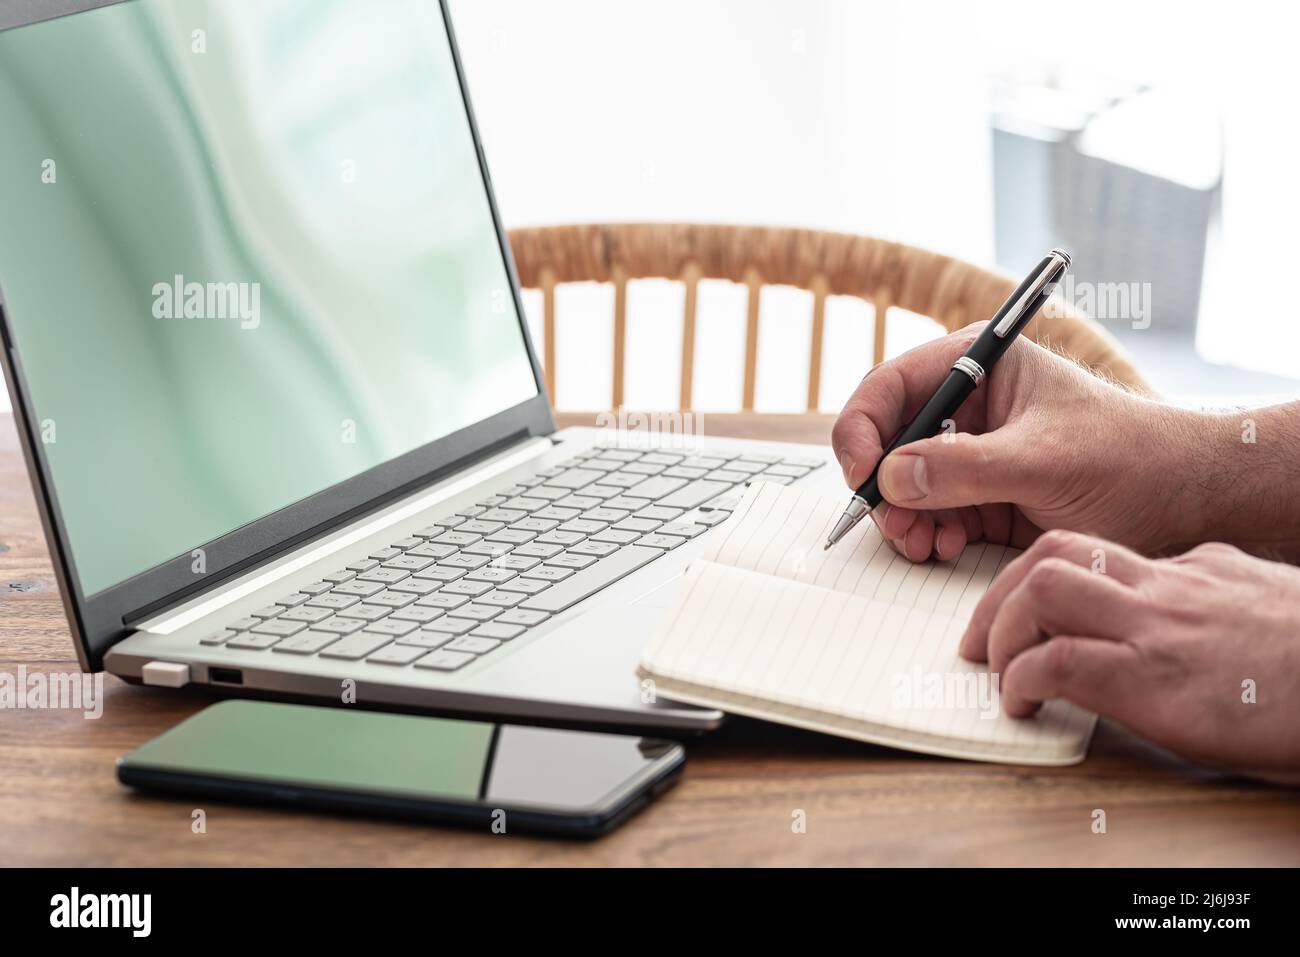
[0,0,539,597]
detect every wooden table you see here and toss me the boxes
[2,410,1298,866]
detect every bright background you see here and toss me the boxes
[5,0,1298,415]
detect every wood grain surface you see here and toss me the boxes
[1,411,1296,866]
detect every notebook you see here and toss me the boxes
[638,482,1097,765]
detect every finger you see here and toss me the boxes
[1001,636,1142,719]
[877,430,1030,511]
[984,559,1143,681]
[830,328,988,489]
[961,531,1149,661]
[901,512,936,562]
[880,503,918,540]
[933,508,968,561]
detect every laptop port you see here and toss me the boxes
[209,667,243,685]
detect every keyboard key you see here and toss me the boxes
[332,580,386,597]
[321,569,356,584]
[226,616,262,631]
[296,581,333,596]
[567,540,619,558]
[226,632,282,650]
[763,464,811,478]
[458,520,506,535]
[469,622,528,641]
[478,508,527,523]
[486,529,536,544]
[613,517,660,533]
[582,507,630,523]
[251,604,286,619]
[272,631,339,655]
[603,496,652,511]
[637,534,686,550]
[412,565,466,582]
[356,568,410,584]
[693,510,730,527]
[591,529,640,545]
[640,452,684,465]
[405,542,459,559]
[455,603,501,621]
[496,577,551,595]
[559,519,608,535]
[534,505,583,520]
[389,606,447,624]
[369,547,402,560]
[658,479,733,509]
[736,452,781,464]
[578,485,621,500]
[518,565,573,582]
[334,603,391,622]
[250,618,308,636]
[544,552,598,570]
[305,593,360,610]
[659,522,707,538]
[433,531,482,547]
[493,554,540,571]
[634,505,683,521]
[702,493,743,511]
[389,537,424,550]
[422,617,477,635]
[513,542,563,559]
[367,644,428,665]
[503,497,548,512]
[681,456,727,469]
[462,541,512,558]
[279,606,334,624]
[416,592,471,610]
[751,474,793,486]
[395,632,454,649]
[440,579,493,597]
[595,449,641,462]
[445,636,502,654]
[477,589,526,607]
[314,616,367,635]
[199,629,236,646]
[621,461,664,475]
[366,590,418,608]
[363,618,420,637]
[723,460,765,474]
[440,553,491,570]
[548,467,606,489]
[706,469,749,483]
[521,545,661,613]
[600,472,648,489]
[511,517,558,533]
[478,495,507,507]
[387,577,441,595]
[458,506,486,518]
[319,634,392,660]
[418,515,464,531]
[465,567,517,583]
[537,530,585,546]
[495,608,551,627]
[413,650,476,671]
[383,555,434,571]
[663,465,708,479]
[275,592,311,607]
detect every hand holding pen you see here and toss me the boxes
[826,249,1071,552]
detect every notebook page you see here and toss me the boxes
[703,481,1017,605]
[643,560,1096,763]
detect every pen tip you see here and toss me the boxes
[822,541,832,551]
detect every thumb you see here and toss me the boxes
[877,430,1028,510]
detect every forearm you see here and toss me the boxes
[1159,402,1300,559]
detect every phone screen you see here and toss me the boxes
[120,701,679,816]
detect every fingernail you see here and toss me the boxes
[839,452,856,486]
[880,452,929,502]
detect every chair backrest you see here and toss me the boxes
[507,223,1150,410]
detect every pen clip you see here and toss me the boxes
[993,249,1070,338]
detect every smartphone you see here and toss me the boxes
[117,700,685,837]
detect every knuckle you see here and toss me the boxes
[1033,528,1079,557]
[1022,557,1073,595]
[1042,637,1076,682]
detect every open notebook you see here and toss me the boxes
[638,482,1097,765]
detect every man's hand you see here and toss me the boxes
[961,530,1300,783]
[830,326,1287,561]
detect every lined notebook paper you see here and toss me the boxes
[638,482,1097,765]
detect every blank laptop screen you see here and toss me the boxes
[0,0,539,596]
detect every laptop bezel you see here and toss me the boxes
[0,0,555,671]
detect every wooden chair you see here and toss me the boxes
[507,223,1150,409]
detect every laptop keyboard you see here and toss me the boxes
[198,445,823,673]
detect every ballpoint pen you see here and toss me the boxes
[824,248,1072,550]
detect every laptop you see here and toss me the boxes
[0,0,838,731]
